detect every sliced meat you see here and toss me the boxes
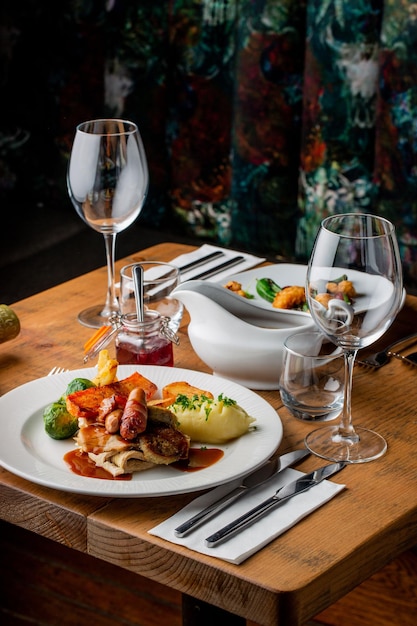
[138,424,190,465]
[75,425,131,454]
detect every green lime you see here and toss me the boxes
[0,304,21,344]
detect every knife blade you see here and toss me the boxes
[192,255,245,280]
[174,449,310,537]
[205,461,347,547]
[178,250,225,274]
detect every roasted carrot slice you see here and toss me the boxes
[66,372,158,419]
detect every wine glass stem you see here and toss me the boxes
[337,349,360,442]
[101,232,119,319]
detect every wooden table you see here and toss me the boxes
[1,242,417,626]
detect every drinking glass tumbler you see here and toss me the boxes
[119,262,183,332]
[279,331,345,422]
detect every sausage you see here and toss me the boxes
[119,387,148,440]
[98,395,118,422]
[105,409,123,434]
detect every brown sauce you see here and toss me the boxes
[64,446,224,480]
[172,447,224,472]
[63,449,132,481]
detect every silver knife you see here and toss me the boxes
[174,449,310,537]
[205,461,347,547]
[179,250,225,274]
[192,255,245,280]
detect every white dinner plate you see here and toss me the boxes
[0,365,282,497]
[223,263,406,316]
[222,263,309,317]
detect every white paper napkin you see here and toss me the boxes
[170,244,265,282]
[148,468,345,564]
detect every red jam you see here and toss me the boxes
[116,338,173,366]
[115,310,174,366]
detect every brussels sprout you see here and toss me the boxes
[43,401,78,440]
[63,377,95,398]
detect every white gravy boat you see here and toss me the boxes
[172,280,315,389]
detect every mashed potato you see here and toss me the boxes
[168,394,256,444]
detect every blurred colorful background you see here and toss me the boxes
[2,0,417,294]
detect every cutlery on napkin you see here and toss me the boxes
[170,244,265,282]
[174,448,310,537]
[148,464,346,564]
[191,255,246,280]
[205,461,346,547]
[178,250,225,273]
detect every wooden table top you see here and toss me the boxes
[1,242,417,626]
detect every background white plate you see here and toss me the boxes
[223,263,406,316]
[0,365,282,497]
[222,263,309,317]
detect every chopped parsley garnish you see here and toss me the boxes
[217,393,237,407]
[169,393,237,421]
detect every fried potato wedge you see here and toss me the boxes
[162,381,214,401]
[147,395,177,408]
[92,349,119,386]
[66,372,158,419]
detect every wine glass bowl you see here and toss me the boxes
[67,119,149,328]
[305,213,403,463]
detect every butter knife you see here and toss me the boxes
[205,461,346,547]
[179,250,225,274]
[174,449,310,537]
[192,255,245,280]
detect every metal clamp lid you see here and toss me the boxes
[83,312,179,363]
[160,316,180,346]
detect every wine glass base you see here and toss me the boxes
[77,305,115,329]
[305,425,387,464]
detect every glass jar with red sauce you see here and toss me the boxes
[115,310,177,366]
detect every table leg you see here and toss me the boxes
[182,594,246,625]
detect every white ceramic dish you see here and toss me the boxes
[222,263,309,315]
[0,365,282,497]
[173,267,316,389]
[224,263,406,316]
[172,264,404,389]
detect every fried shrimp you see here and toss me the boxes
[327,280,356,299]
[314,293,333,308]
[224,280,248,298]
[272,285,306,310]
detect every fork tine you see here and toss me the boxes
[355,360,379,370]
[48,367,68,375]
[388,351,417,366]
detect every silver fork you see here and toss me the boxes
[356,333,417,369]
[389,349,417,367]
[48,366,69,375]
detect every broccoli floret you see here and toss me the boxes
[63,377,95,397]
[43,401,78,440]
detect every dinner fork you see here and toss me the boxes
[356,333,417,369]
[47,366,69,375]
[389,349,417,367]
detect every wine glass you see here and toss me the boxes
[305,213,403,463]
[67,119,149,328]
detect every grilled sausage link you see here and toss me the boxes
[97,395,118,423]
[105,409,124,434]
[119,387,148,440]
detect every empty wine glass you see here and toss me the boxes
[67,119,149,328]
[305,213,403,463]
